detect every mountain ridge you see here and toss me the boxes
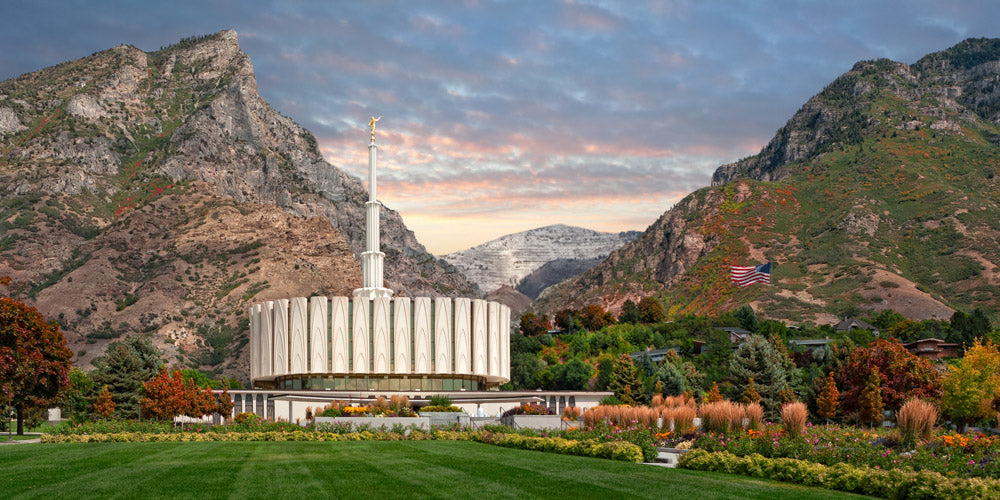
[0,30,477,379]
[442,224,639,296]
[536,38,1000,324]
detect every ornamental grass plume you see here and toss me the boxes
[781,401,808,436]
[699,400,745,434]
[744,402,764,431]
[662,405,696,433]
[651,394,665,408]
[897,397,937,443]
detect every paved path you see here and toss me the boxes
[0,432,42,445]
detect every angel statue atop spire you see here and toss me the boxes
[369,116,382,143]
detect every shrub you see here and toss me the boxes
[233,412,261,425]
[502,403,553,417]
[599,395,624,406]
[419,405,462,413]
[428,394,452,407]
[897,397,937,444]
[781,402,808,436]
[679,449,1000,499]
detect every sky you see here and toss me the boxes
[1,1,996,254]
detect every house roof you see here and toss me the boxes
[833,318,878,332]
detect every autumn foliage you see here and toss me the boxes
[839,339,940,415]
[140,369,217,420]
[0,296,72,433]
[816,371,839,420]
[94,385,115,419]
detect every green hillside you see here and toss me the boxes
[537,40,1000,324]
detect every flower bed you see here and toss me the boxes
[691,423,1000,479]
[679,449,1000,499]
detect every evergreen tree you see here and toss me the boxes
[740,377,761,404]
[652,361,687,396]
[734,304,759,333]
[858,368,884,428]
[558,357,594,390]
[92,335,162,419]
[816,371,840,421]
[608,354,642,405]
[729,334,794,418]
[619,300,640,324]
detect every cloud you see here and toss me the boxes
[0,0,993,253]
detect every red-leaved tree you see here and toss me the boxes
[141,369,216,420]
[839,339,940,416]
[0,295,72,434]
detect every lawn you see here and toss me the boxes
[0,440,870,499]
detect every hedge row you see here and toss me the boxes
[472,431,643,463]
[40,430,643,463]
[678,449,1000,500]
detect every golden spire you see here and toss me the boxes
[368,116,381,143]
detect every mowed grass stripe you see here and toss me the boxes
[0,441,873,499]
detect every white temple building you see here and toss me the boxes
[226,120,608,421]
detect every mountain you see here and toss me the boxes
[536,38,1000,325]
[441,224,639,295]
[0,30,477,379]
[515,257,603,299]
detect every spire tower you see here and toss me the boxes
[354,117,393,300]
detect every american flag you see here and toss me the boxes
[730,263,771,287]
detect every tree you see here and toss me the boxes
[558,357,594,390]
[93,385,115,419]
[608,354,642,405]
[740,377,761,404]
[62,367,96,422]
[553,309,581,333]
[510,353,544,389]
[619,300,640,324]
[216,383,235,420]
[858,368,884,428]
[706,382,724,403]
[839,339,940,416]
[816,371,840,421]
[141,369,216,420]
[940,339,1000,432]
[0,297,72,434]
[652,361,687,396]
[519,312,551,337]
[734,304,759,333]
[92,335,162,419]
[580,304,615,331]
[637,297,666,324]
[729,334,794,418]
[868,309,906,332]
[947,309,991,348]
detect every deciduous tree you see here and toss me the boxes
[858,368,884,428]
[940,339,1000,432]
[637,297,665,324]
[0,297,72,434]
[140,368,216,420]
[816,371,840,421]
[93,385,115,419]
[839,339,940,415]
